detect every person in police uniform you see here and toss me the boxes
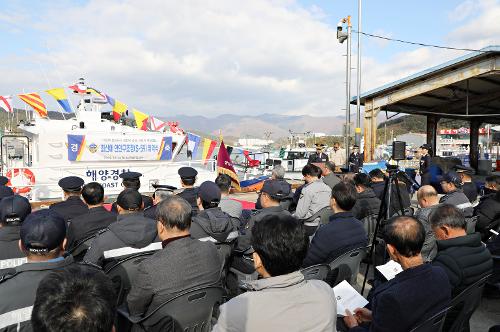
[0,195,31,276]
[419,144,432,186]
[143,184,176,219]
[176,166,199,213]
[49,176,88,223]
[348,145,363,173]
[0,186,14,201]
[439,171,473,218]
[231,180,291,275]
[0,209,73,332]
[111,171,154,213]
[454,165,478,203]
[83,189,160,267]
[308,144,329,164]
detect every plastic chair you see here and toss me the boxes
[117,286,225,332]
[328,247,367,286]
[104,251,159,306]
[465,216,478,234]
[302,206,333,236]
[300,264,330,282]
[409,306,450,332]
[446,274,491,332]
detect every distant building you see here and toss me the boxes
[236,138,273,148]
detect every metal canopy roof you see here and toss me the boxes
[352,46,500,122]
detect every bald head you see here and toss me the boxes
[417,185,439,208]
[383,216,425,258]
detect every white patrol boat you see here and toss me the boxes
[0,97,215,202]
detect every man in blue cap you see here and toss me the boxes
[49,176,88,222]
[439,171,473,218]
[0,195,32,276]
[0,209,73,331]
[111,171,154,213]
[176,166,199,213]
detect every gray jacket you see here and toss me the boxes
[0,256,74,332]
[83,212,159,267]
[439,190,473,217]
[126,236,221,316]
[414,205,440,262]
[218,197,243,219]
[294,180,331,219]
[213,271,337,332]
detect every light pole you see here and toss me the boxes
[338,16,352,168]
[355,0,362,148]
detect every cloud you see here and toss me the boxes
[0,0,347,118]
[448,0,478,22]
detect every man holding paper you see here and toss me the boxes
[343,216,451,332]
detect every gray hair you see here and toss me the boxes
[272,165,286,180]
[156,196,192,231]
[155,190,172,202]
[429,204,466,230]
[325,161,336,172]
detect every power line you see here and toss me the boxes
[353,30,487,53]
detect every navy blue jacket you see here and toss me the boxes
[350,264,451,332]
[303,212,367,267]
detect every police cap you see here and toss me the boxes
[261,179,290,200]
[420,143,432,151]
[0,176,8,186]
[454,165,474,175]
[116,188,142,210]
[0,186,14,200]
[119,171,143,180]
[58,176,84,192]
[20,209,66,253]
[198,181,221,203]
[0,195,31,225]
[178,167,198,179]
[152,183,177,191]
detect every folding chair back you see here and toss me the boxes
[302,206,333,236]
[329,247,366,286]
[300,264,330,282]
[409,307,449,332]
[67,234,97,262]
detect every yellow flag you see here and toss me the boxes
[112,100,127,121]
[132,109,149,130]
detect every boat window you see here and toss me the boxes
[286,152,307,159]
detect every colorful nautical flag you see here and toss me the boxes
[0,95,13,113]
[202,138,217,165]
[132,109,149,131]
[187,133,201,159]
[150,117,166,131]
[68,84,88,95]
[217,141,240,190]
[156,136,173,160]
[112,100,127,122]
[18,93,48,118]
[46,88,73,113]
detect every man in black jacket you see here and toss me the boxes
[344,216,451,332]
[455,165,478,203]
[352,173,380,220]
[49,176,88,222]
[303,182,367,267]
[368,168,385,200]
[0,210,74,331]
[431,204,493,295]
[176,166,200,213]
[475,175,500,240]
[0,195,31,275]
[191,181,239,267]
[111,171,154,213]
[83,189,161,267]
[67,182,117,250]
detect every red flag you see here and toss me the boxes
[217,141,240,190]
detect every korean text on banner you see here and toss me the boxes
[67,134,172,161]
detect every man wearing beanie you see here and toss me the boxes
[0,195,32,275]
[0,209,73,331]
[83,189,161,267]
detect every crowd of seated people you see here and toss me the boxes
[0,161,498,332]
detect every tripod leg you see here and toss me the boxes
[394,178,405,216]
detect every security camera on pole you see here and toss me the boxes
[337,16,352,169]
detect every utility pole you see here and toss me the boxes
[355,0,362,148]
[337,16,352,168]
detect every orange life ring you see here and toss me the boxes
[6,168,35,194]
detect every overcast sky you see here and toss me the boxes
[1,0,499,118]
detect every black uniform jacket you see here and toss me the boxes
[66,206,117,250]
[49,196,88,222]
[176,187,199,213]
[0,225,26,276]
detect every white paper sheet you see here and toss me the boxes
[376,260,403,281]
[332,280,369,317]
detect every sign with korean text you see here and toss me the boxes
[67,134,172,161]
